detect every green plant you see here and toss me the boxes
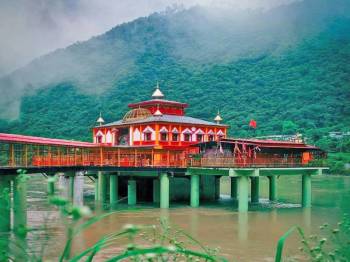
[275,214,350,261]
[1,170,226,261]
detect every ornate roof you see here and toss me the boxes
[122,108,152,122]
[100,114,228,127]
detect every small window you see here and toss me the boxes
[160,133,168,141]
[184,134,191,142]
[97,136,102,144]
[196,134,203,142]
[172,133,178,142]
[208,135,214,141]
[144,133,152,141]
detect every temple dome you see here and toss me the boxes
[122,108,152,122]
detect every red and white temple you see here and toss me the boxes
[92,83,228,149]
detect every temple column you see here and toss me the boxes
[128,179,136,205]
[302,174,312,208]
[98,171,107,205]
[231,177,238,199]
[160,173,169,208]
[268,176,277,202]
[250,177,259,203]
[153,179,160,203]
[238,176,249,212]
[73,171,84,206]
[110,174,118,207]
[190,174,200,208]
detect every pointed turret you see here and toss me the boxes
[214,110,223,124]
[153,104,163,116]
[96,112,105,126]
[152,82,164,99]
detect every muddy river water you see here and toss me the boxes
[25,175,350,261]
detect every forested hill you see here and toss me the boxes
[0,0,349,150]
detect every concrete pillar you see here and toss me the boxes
[58,173,70,199]
[98,171,107,205]
[268,176,277,202]
[215,176,220,199]
[190,174,200,208]
[110,174,118,207]
[128,180,136,205]
[231,177,238,199]
[94,176,99,201]
[250,177,259,203]
[73,171,84,206]
[69,175,74,201]
[238,176,249,212]
[13,175,27,236]
[153,179,160,203]
[160,173,170,208]
[302,174,312,207]
[0,176,11,232]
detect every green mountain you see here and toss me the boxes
[0,0,349,151]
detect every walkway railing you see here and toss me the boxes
[188,156,326,168]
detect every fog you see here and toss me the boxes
[0,0,295,77]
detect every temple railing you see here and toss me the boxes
[0,142,187,168]
[0,141,326,169]
[187,155,327,168]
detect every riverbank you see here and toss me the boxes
[326,152,350,175]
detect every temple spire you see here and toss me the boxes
[214,110,223,124]
[152,82,164,99]
[96,112,105,126]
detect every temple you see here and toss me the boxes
[93,83,228,147]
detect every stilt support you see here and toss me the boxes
[190,174,200,208]
[251,177,259,203]
[13,175,27,235]
[69,175,74,201]
[128,180,136,205]
[302,174,311,207]
[110,174,118,207]
[73,171,84,206]
[231,177,237,199]
[238,176,249,212]
[98,171,107,205]
[153,179,160,203]
[160,173,169,208]
[94,176,99,201]
[268,176,277,202]
[215,176,220,199]
[0,176,11,232]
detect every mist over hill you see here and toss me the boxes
[0,0,349,147]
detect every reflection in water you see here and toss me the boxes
[238,212,248,242]
[24,175,350,261]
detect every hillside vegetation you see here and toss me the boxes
[0,0,349,156]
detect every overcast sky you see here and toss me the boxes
[0,0,295,76]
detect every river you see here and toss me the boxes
[25,174,350,261]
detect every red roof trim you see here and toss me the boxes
[128,99,188,108]
[0,133,96,147]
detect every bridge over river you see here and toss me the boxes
[0,133,327,235]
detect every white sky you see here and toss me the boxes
[0,0,295,76]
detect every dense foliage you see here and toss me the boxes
[0,0,349,160]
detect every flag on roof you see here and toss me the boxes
[249,119,257,129]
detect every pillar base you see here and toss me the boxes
[160,174,169,208]
[268,176,277,202]
[250,177,259,204]
[128,180,137,205]
[190,174,200,208]
[238,176,249,212]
